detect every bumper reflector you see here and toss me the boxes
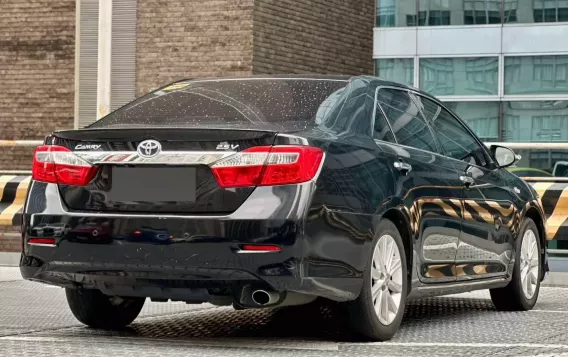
[240,244,281,253]
[28,238,56,246]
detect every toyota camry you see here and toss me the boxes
[20,75,548,341]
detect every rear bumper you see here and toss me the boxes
[19,182,366,303]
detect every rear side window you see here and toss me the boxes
[416,96,490,166]
[376,88,438,153]
[373,104,396,143]
[88,79,348,129]
[319,79,372,135]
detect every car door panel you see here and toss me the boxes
[454,164,515,280]
[414,95,514,280]
[374,88,462,283]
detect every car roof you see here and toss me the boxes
[174,75,419,91]
[176,74,353,82]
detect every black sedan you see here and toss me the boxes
[21,75,548,341]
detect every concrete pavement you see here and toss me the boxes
[1,266,568,356]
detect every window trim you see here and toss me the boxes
[374,85,443,154]
[408,89,497,169]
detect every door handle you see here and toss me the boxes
[460,175,475,187]
[394,161,412,174]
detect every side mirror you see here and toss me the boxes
[490,145,520,168]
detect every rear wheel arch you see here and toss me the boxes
[381,209,413,290]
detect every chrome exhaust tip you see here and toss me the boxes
[251,290,279,306]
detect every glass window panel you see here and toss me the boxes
[419,0,455,26]
[515,0,568,23]
[503,0,518,23]
[375,58,415,87]
[419,57,498,96]
[505,56,568,95]
[444,102,500,142]
[376,0,417,27]
[377,88,439,152]
[373,104,396,143]
[463,0,502,24]
[418,97,489,166]
[508,148,568,178]
[503,101,568,142]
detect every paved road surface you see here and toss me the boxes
[1,267,568,357]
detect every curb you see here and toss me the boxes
[542,272,568,287]
[0,252,19,267]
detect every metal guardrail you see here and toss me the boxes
[0,170,33,175]
[0,140,43,147]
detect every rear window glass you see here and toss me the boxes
[88,79,348,129]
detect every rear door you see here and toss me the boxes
[416,96,514,280]
[374,88,463,283]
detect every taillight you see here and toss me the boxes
[210,145,324,188]
[32,145,98,186]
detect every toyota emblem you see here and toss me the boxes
[137,139,162,158]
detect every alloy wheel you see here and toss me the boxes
[520,229,539,300]
[371,234,403,325]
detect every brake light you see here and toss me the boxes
[210,145,324,188]
[32,145,98,186]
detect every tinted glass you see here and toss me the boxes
[503,101,568,142]
[464,0,502,24]
[89,79,349,129]
[377,0,417,27]
[375,59,415,86]
[377,88,438,152]
[445,102,499,142]
[373,104,396,143]
[420,57,498,96]
[508,0,568,23]
[418,0,452,26]
[504,56,568,95]
[318,79,372,135]
[417,96,488,166]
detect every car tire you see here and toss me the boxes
[345,219,408,341]
[66,288,145,329]
[490,218,541,311]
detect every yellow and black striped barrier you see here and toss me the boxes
[524,178,568,241]
[0,175,31,227]
[1,175,568,240]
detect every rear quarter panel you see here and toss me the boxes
[299,134,398,295]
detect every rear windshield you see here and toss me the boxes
[88,78,349,129]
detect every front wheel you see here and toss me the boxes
[490,218,541,311]
[66,288,145,329]
[345,219,408,341]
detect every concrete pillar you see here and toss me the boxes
[97,0,112,119]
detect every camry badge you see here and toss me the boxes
[137,139,162,158]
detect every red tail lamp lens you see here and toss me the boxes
[210,145,324,188]
[32,145,98,186]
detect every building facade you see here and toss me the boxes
[374,0,568,171]
[374,0,568,251]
